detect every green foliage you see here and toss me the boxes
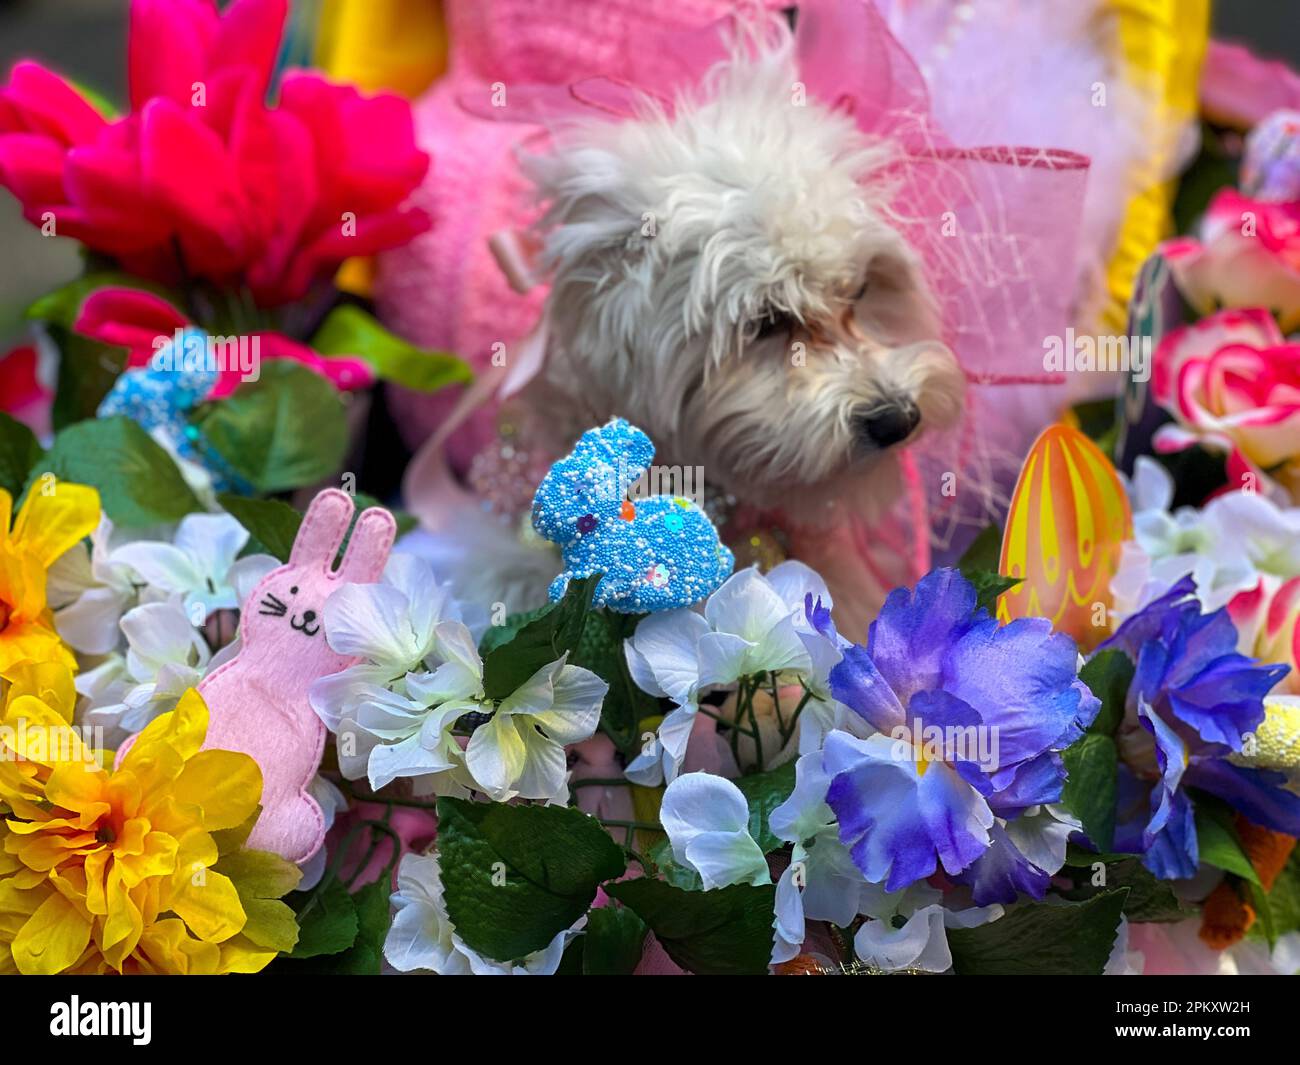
[435,797,625,962]
[27,415,202,526]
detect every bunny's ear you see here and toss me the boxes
[290,489,355,571]
[335,507,397,584]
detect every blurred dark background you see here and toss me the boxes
[1,0,1298,349]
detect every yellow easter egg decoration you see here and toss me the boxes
[997,424,1132,650]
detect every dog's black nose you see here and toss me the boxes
[857,403,921,448]
[302,609,317,623]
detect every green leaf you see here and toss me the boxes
[27,415,202,527]
[1257,849,1300,940]
[947,890,1128,975]
[604,878,776,975]
[48,329,128,431]
[26,272,177,329]
[436,797,626,962]
[964,568,1021,615]
[572,609,659,755]
[1079,649,1135,736]
[297,879,392,974]
[312,304,473,392]
[582,906,648,975]
[1058,853,1191,923]
[190,362,349,493]
[219,493,302,561]
[0,412,42,498]
[646,838,703,891]
[287,875,360,959]
[478,603,553,656]
[480,574,600,701]
[956,524,1002,574]
[733,761,797,853]
[1194,797,1261,885]
[1248,879,1276,949]
[1061,732,1118,852]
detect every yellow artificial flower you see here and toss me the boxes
[0,687,301,974]
[0,481,99,677]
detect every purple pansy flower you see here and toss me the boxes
[1101,576,1300,879]
[814,568,1099,904]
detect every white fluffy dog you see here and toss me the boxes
[518,34,966,518]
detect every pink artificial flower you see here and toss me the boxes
[1201,39,1300,132]
[74,286,374,397]
[1151,307,1300,501]
[1229,576,1300,696]
[0,344,52,435]
[0,0,430,307]
[1162,190,1300,333]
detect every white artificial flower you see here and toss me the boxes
[78,598,212,746]
[383,852,582,975]
[313,553,472,719]
[1111,457,1300,619]
[625,563,846,785]
[46,515,144,654]
[313,589,607,805]
[659,772,771,890]
[110,512,273,622]
[853,902,1003,974]
[769,749,874,964]
[297,777,350,892]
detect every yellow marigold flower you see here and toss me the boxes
[0,687,301,974]
[0,482,100,677]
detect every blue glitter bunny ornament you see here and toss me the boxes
[532,418,734,613]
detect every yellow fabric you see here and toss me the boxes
[316,0,448,98]
[1098,0,1210,333]
[316,1,447,297]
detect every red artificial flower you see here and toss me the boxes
[0,0,430,307]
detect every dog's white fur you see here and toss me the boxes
[522,31,965,514]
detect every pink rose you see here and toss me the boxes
[1152,307,1300,500]
[1162,191,1300,333]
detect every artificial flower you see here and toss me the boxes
[463,655,607,803]
[0,687,299,974]
[1150,308,1300,502]
[45,514,142,656]
[1230,575,1300,696]
[383,852,581,975]
[0,481,99,675]
[816,567,1097,903]
[0,0,430,306]
[1110,457,1300,620]
[624,563,844,785]
[110,511,273,623]
[313,554,606,803]
[77,598,212,747]
[1163,192,1300,333]
[76,288,373,398]
[1241,109,1300,204]
[658,772,771,890]
[0,343,52,436]
[1102,576,1300,878]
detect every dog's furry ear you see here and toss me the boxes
[521,130,653,279]
[855,233,943,348]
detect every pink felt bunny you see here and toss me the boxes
[123,490,396,863]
